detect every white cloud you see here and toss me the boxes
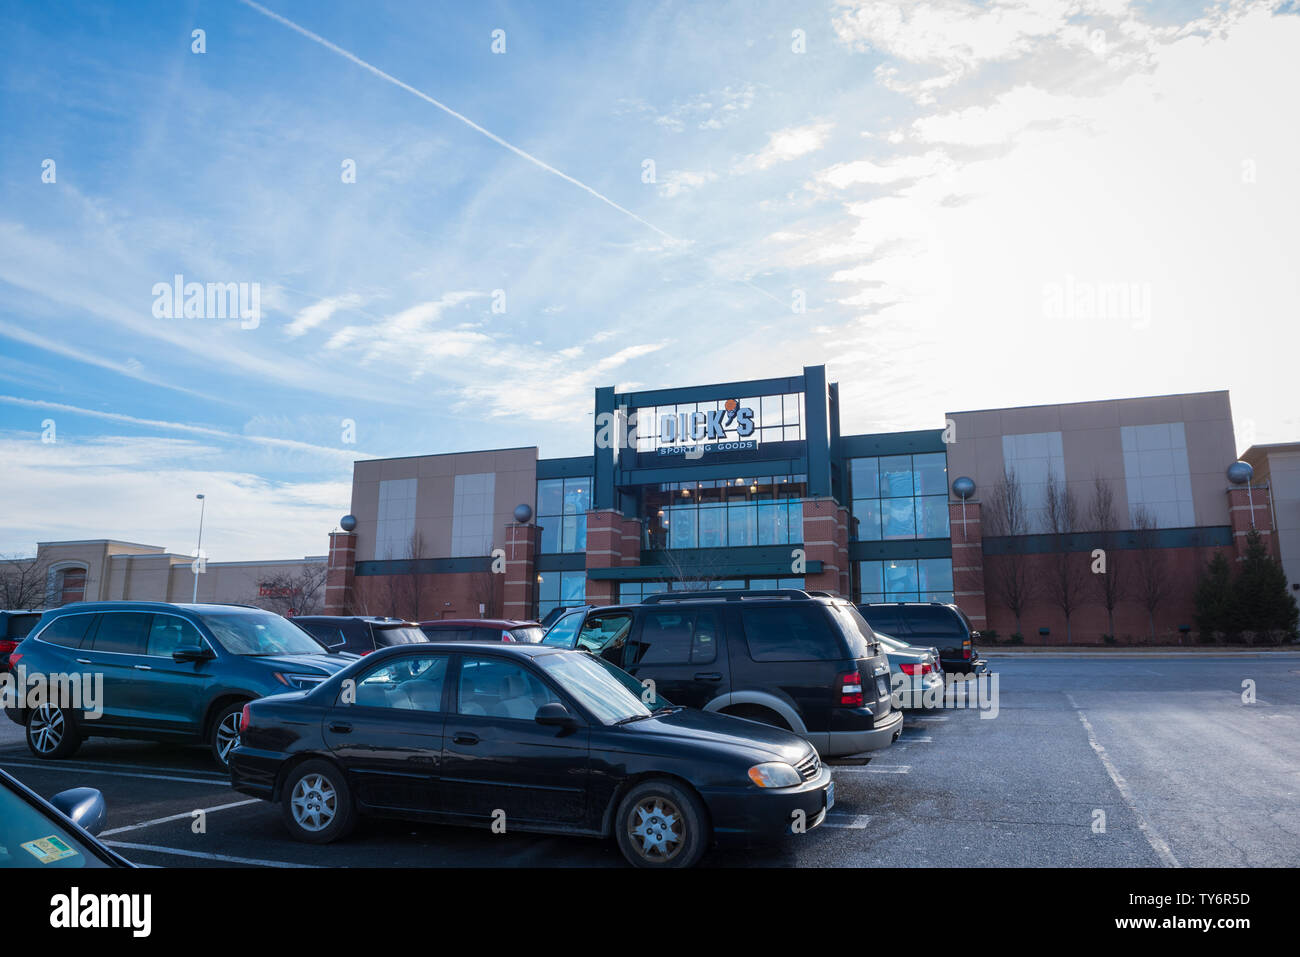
[734,122,836,173]
[284,293,364,337]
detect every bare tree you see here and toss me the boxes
[649,546,731,593]
[983,468,1037,638]
[0,553,53,610]
[469,560,503,619]
[1085,474,1126,640]
[1042,472,1089,643]
[1131,507,1170,643]
[396,530,430,621]
[249,563,329,617]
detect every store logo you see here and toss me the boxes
[659,399,755,445]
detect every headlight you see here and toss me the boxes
[748,762,802,788]
[274,672,326,690]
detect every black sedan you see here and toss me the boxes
[230,643,834,867]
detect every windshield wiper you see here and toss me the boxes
[613,712,653,725]
[650,706,681,716]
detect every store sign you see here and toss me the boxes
[657,399,756,456]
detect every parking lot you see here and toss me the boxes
[4,654,1298,868]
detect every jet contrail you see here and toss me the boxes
[237,0,681,245]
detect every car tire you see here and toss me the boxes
[209,702,246,769]
[280,759,356,844]
[25,704,81,759]
[614,779,709,869]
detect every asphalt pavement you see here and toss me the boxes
[3,654,1297,867]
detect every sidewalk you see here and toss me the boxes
[983,645,1300,658]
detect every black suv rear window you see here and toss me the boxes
[897,606,966,637]
[740,605,843,662]
[858,606,904,635]
[374,625,428,646]
[826,604,878,659]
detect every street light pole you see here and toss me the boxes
[192,493,206,603]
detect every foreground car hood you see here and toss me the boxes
[241,653,351,675]
[629,707,814,765]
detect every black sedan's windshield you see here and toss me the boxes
[200,612,326,657]
[533,652,652,726]
[0,786,107,869]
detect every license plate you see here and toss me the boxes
[825,781,835,810]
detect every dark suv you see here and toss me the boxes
[857,602,985,674]
[4,602,352,767]
[293,616,429,656]
[541,590,901,759]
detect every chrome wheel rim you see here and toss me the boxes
[627,796,684,862]
[215,712,241,764]
[29,705,64,754]
[290,773,338,832]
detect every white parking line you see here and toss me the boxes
[824,813,872,829]
[103,841,317,868]
[0,760,230,787]
[1065,692,1180,868]
[101,799,260,836]
[833,765,911,774]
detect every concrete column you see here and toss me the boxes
[949,500,986,629]
[802,497,849,596]
[502,523,540,620]
[324,531,357,615]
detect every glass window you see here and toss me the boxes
[625,610,718,666]
[537,476,592,553]
[0,786,108,869]
[36,614,95,649]
[913,453,948,496]
[883,498,916,539]
[917,495,950,538]
[89,613,151,655]
[879,456,914,498]
[697,504,725,548]
[534,652,651,725]
[541,610,585,648]
[740,606,841,662]
[199,611,325,656]
[728,504,756,546]
[883,561,920,600]
[457,657,559,720]
[919,558,955,600]
[852,499,882,541]
[146,615,204,657]
[849,458,878,501]
[351,656,448,711]
[536,479,564,516]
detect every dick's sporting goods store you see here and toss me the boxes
[325,365,1278,644]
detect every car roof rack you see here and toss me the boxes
[641,588,817,604]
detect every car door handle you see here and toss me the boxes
[694,672,722,681]
[133,664,152,671]
[329,722,352,734]
[453,733,479,746]
[75,659,91,665]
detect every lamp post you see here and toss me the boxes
[192,493,206,602]
[1227,461,1254,530]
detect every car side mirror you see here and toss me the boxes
[173,645,215,663]
[50,787,107,836]
[535,702,579,730]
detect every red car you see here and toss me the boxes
[419,618,546,644]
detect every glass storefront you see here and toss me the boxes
[633,393,805,453]
[536,569,587,620]
[536,476,591,554]
[640,475,806,551]
[618,576,805,603]
[848,453,949,541]
[856,558,953,603]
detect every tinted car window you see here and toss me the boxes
[473,627,505,642]
[36,614,95,649]
[740,605,842,662]
[301,623,347,650]
[146,615,204,657]
[509,626,545,644]
[826,604,877,659]
[457,658,559,720]
[898,607,966,637]
[423,627,474,642]
[6,615,41,640]
[351,656,448,711]
[576,614,633,653]
[540,611,584,648]
[89,613,151,655]
[859,606,905,635]
[373,625,428,647]
[625,610,719,666]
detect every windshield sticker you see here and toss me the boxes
[22,835,78,864]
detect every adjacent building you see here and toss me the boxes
[323,366,1280,643]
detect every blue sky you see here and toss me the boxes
[1,0,1297,560]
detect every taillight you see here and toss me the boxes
[963,639,972,660]
[501,630,515,642]
[899,662,932,676]
[7,652,22,669]
[0,640,18,655]
[838,671,863,707]
[239,703,253,732]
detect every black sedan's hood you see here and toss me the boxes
[627,706,815,765]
